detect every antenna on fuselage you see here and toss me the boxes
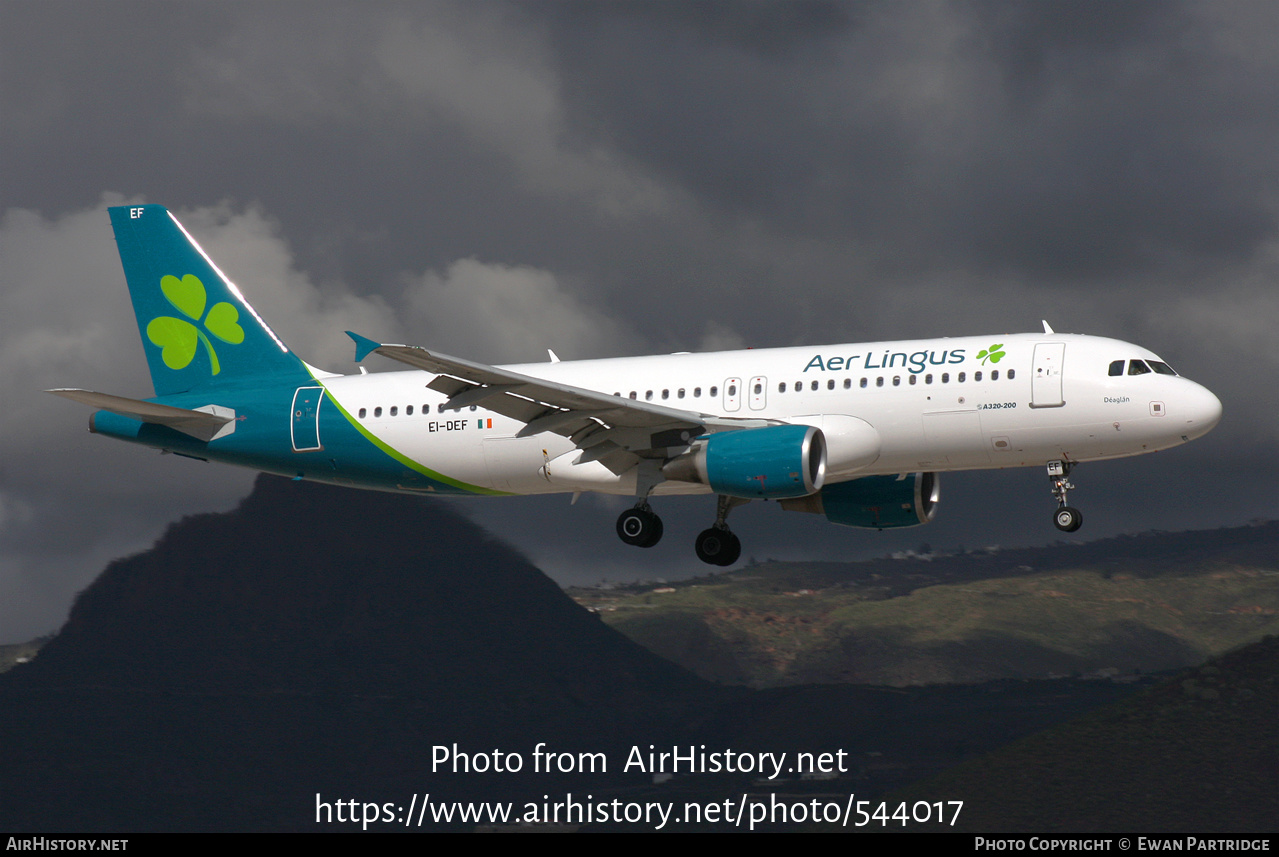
[1042,320,1055,334]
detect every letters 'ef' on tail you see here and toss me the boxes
[108,204,308,397]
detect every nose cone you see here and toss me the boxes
[1179,381,1222,440]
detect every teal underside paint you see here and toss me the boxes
[820,474,928,528]
[314,382,507,496]
[91,378,497,497]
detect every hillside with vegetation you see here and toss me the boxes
[570,523,1279,687]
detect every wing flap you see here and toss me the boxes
[344,333,782,485]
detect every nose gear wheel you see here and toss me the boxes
[1047,460,1083,532]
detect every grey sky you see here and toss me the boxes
[2,1,1275,641]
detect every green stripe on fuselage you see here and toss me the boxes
[316,380,509,497]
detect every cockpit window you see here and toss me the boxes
[1128,360,1151,375]
[1148,360,1177,376]
[1108,360,1124,377]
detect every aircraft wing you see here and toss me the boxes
[346,332,770,473]
[46,389,237,442]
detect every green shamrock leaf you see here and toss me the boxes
[147,274,239,375]
[160,274,206,321]
[147,316,200,370]
[205,302,245,344]
[977,343,1006,365]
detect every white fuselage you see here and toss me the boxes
[319,331,1222,497]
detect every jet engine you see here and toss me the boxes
[663,424,826,499]
[780,472,938,528]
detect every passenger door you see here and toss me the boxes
[1031,342,1066,408]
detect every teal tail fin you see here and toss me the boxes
[109,204,310,396]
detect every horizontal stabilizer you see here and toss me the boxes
[46,389,236,442]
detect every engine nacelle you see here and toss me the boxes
[780,472,938,528]
[663,424,827,499]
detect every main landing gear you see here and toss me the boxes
[616,504,663,548]
[1048,460,1083,533]
[614,493,747,566]
[617,459,666,548]
[695,495,746,567]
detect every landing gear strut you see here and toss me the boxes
[695,495,746,566]
[617,459,665,548]
[1048,460,1083,533]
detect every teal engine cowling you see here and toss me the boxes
[780,472,938,528]
[662,424,827,499]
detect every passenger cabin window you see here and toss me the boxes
[662,389,669,399]
[1109,360,1125,377]
[358,407,367,418]
[827,380,835,390]
[710,386,718,396]
[1008,369,1015,379]
[694,387,702,397]
[975,371,982,382]
[390,406,398,416]
[778,382,786,393]
[1128,360,1151,375]
[728,384,737,396]
[754,383,762,394]
[406,405,414,415]
[991,371,999,381]
[374,407,382,417]
[811,380,819,391]
[844,378,851,389]
[860,378,868,388]
[958,372,966,382]
[678,388,686,398]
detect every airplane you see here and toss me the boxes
[49,204,1223,566]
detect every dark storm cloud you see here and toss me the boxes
[1,1,1275,640]
[532,1,1278,283]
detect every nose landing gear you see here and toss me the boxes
[1048,460,1083,532]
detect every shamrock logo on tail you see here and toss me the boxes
[976,343,1006,365]
[147,274,245,375]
